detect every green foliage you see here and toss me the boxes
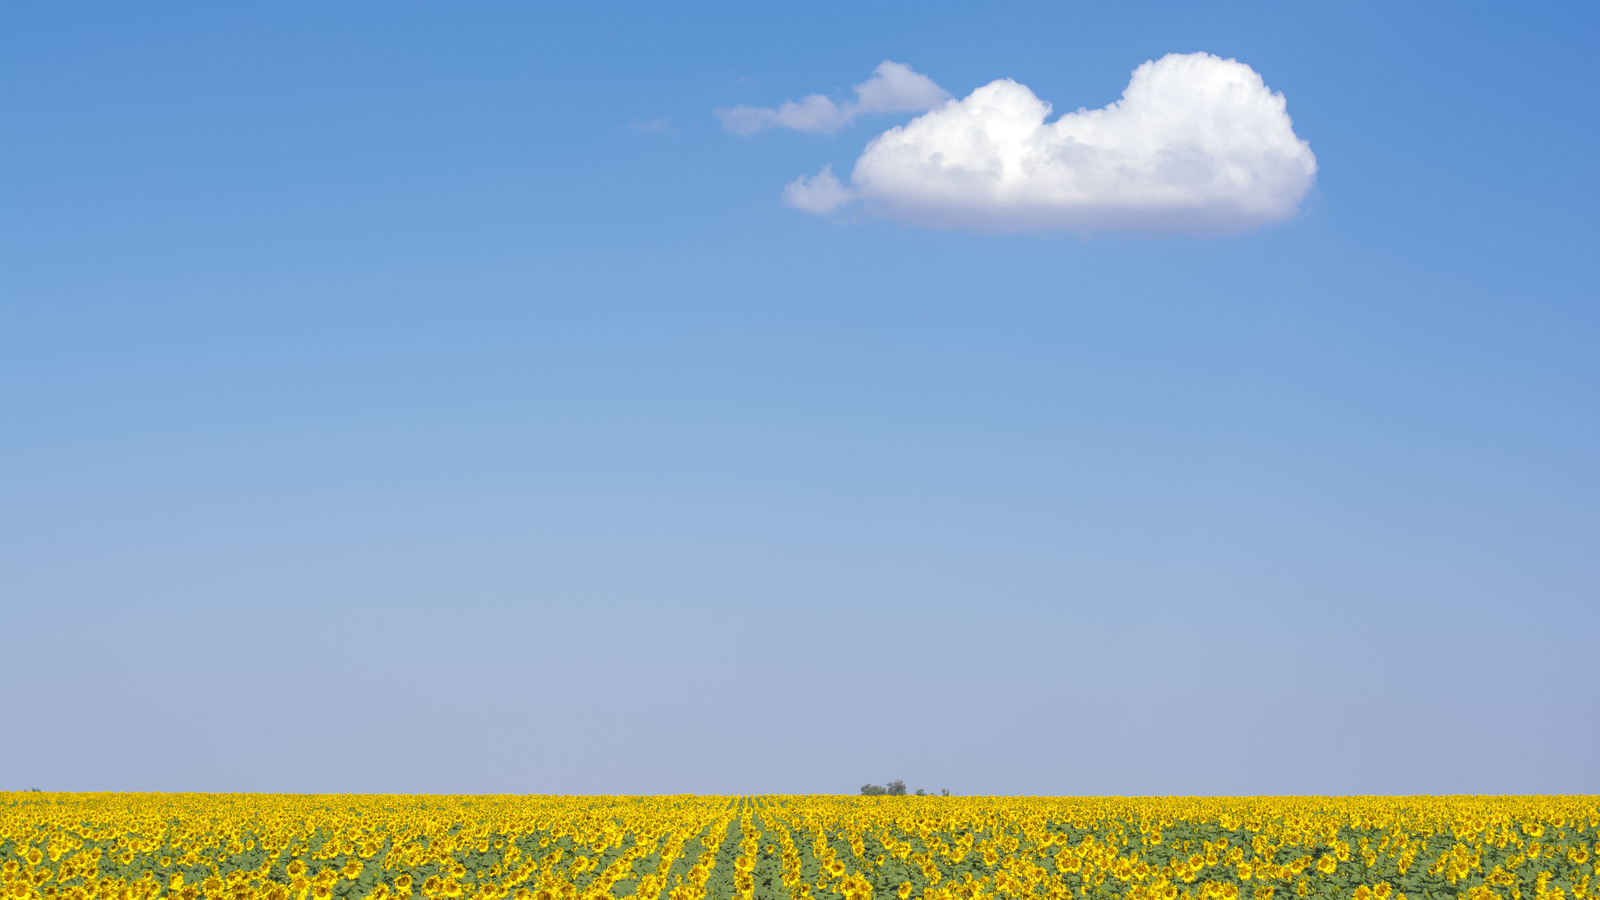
[860,780,937,796]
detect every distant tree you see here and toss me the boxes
[863,780,942,796]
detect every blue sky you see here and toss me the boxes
[2,1,1596,796]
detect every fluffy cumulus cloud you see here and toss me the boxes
[784,53,1318,232]
[717,61,949,135]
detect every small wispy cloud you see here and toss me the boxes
[777,53,1318,233]
[782,165,853,214]
[625,119,673,134]
[716,61,949,135]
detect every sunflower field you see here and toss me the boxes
[3,795,1595,900]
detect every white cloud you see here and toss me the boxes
[782,165,854,214]
[717,61,949,135]
[789,53,1317,232]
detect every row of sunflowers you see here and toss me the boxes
[2,794,1594,900]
